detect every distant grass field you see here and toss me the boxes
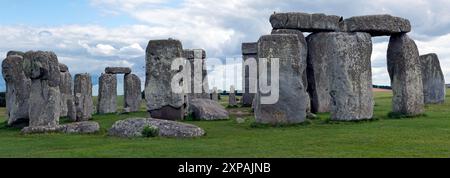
[1,90,450,158]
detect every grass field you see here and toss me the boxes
[1,91,450,158]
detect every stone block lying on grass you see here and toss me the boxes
[21,121,100,134]
[189,99,229,120]
[108,118,206,138]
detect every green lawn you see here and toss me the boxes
[1,91,450,158]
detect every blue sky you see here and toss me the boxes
[1,0,450,94]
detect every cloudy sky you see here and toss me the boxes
[1,0,450,94]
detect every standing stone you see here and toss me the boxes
[98,73,117,114]
[23,51,61,128]
[59,63,76,121]
[242,43,258,107]
[420,53,445,104]
[325,32,374,121]
[271,29,311,112]
[124,74,142,112]
[256,34,308,125]
[74,73,93,121]
[229,85,237,107]
[387,34,424,116]
[2,52,31,127]
[145,39,187,120]
[183,49,210,101]
[211,87,219,102]
[307,33,332,113]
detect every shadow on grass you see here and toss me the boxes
[387,112,427,120]
[250,119,313,129]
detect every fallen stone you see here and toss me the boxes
[270,12,342,32]
[2,52,31,127]
[21,121,100,134]
[98,73,117,114]
[105,67,131,74]
[124,74,142,112]
[189,98,229,120]
[108,118,206,138]
[255,34,308,125]
[23,51,61,128]
[145,39,187,120]
[420,53,446,104]
[344,15,411,36]
[387,33,424,116]
[74,73,93,121]
[325,32,374,121]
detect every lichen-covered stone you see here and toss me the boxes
[74,73,93,121]
[420,53,445,104]
[145,39,187,120]
[2,52,31,127]
[183,49,210,101]
[59,63,76,121]
[255,34,308,125]
[21,121,100,134]
[344,15,411,36]
[98,73,117,114]
[307,33,332,113]
[228,85,238,107]
[189,99,229,121]
[325,32,374,121]
[242,42,258,107]
[105,67,131,74]
[23,51,61,127]
[387,34,424,116]
[270,12,342,32]
[124,74,142,112]
[108,118,206,138]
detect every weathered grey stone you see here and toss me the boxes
[184,49,210,101]
[242,42,258,55]
[21,121,100,134]
[344,15,411,36]
[255,34,308,125]
[23,51,61,127]
[211,87,219,102]
[271,29,311,112]
[229,85,237,106]
[2,52,31,127]
[124,74,142,112]
[59,63,76,121]
[105,67,131,74]
[270,12,342,32]
[189,99,229,120]
[242,42,258,107]
[307,33,332,113]
[324,32,374,121]
[420,53,445,104]
[59,63,69,72]
[387,34,424,116]
[145,39,187,120]
[57,121,100,134]
[108,118,206,138]
[7,51,25,57]
[74,73,93,121]
[98,73,117,114]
